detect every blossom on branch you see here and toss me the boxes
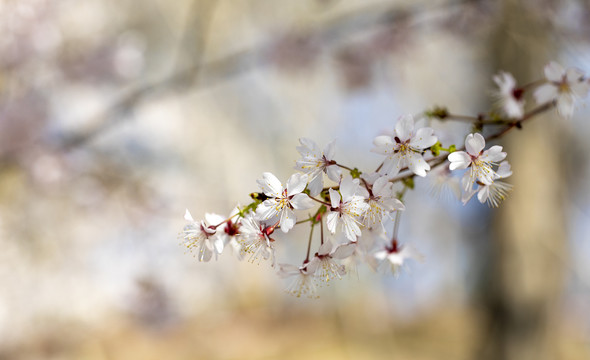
[534,61,590,119]
[371,114,438,177]
[326,175,369,241]
[255,172,315,233]
[493,71,524,119]
[238,216,276,265]
[181,210,224,262]
[359,173,405,229]
[295,138,342,196]
[277,262,319,298]
[463,161,513,207]
[448,133,506,192]
[374,240,424,276]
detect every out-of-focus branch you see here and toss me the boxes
[58,0,478,150]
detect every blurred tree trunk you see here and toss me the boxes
[479,1,566,359]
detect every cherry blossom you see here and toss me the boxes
[308,241,348,283]
[448,133,506,192]
[295,138,342,196]
[326,175,369,241]
[255,172,315,233]
[493,71,524,119]
[359,173,405,229]
[237,216,276,265]
[374,240,424,276]
[181,210,224,262]
[371,114,438,177]
[534,61,590,118]
[277,262,319,298]
[463,161,513,207]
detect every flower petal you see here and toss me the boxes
[380,153,402,176]
[323,140,336,160]
[371,136,394,154]
[326,211,339,233]
[328,188,341,208]
[184,209,195,222]
[325,164,342,182]
[339,175,359,201]
[448,151,471,170]
[395,114,414,141]
[407,152,430,177]
[557,94,575,119]
[287,173,308,196]
[307,174,323,197]
[410,127,438,149]
[280,208,296,233]
[290,193,315,210]
[481,145,506,162]
[534,84,558,104]
[465,133,485,156]
[544,61,564,82]
[257,172,283,197]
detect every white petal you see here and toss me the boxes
[571,80,590,98]
[465,133,485,156]
[544,61,564,82]
[409,127,438,149]
[287,173,308,196]
[184,209,195,222]
[213,236,225,254]
[380,154,402,176]
[371,136,394,154]
[477,186,490,204]
[323,140,336,160]
[290,193,315,210]
[325,165,342,182]
[317,241,333,256]
[255,200,278,220]
[328,188,341,208]
[448,151,470,170]
[339,175,359,201]
[565,67,584,83]
[534,84,558,104]
[257,172,283,197]
[407,152,430,177]
[481,145,506,162]
[332,242,356,259]
[557,94,575,118]
[280,209,296,233]
[496,161,512,178]
[395,114,414,141]
[307,174,323,197]
[205,213,224,226]
[296,137,319,156]
[326,212,339,233]
[372,176,390,195]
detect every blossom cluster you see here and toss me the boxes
[181,61,589,298]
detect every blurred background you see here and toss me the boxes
[1,0,590,359]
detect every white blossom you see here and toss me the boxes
[463,161,513,207]
[237,216,276,265]
[374,241,424,276]
[534,61,590,119]
[308,241,347,284]
[255,172,315,233]
[371,114,438,177]
[295,138,342,196]
[493,71,524,118]
[448,133,506,193]
[181,210,224,262]
[277,262,319,298]
[360,174,405,229]
[326,175,369,241]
